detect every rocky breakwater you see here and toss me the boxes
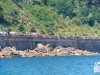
[0,43,99,58]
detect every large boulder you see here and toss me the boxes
[35,43,47,53]
[20,50,29,57]
[1,47,13,58]
[47,51,56,56]
[11,46,17,53]
[45,44,53,52]
[37,43,44,49]
[54,46,64,52]
[28,50,37,57]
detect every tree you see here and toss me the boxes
[87,0,93,6]
[31,27,36,32]
[42,0,48,5]
[0,5,3,20]
[47,0,58,6]
[57,0,73,18]
[80,6,88,17]
[87,13,94,26]
[18,25,25,32]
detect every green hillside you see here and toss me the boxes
[0,0,100,36]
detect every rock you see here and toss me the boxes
[1,47,13,58]
[20,50,29,57]
[45,44,53,52]
[33,53,43,57]
[12,46,16,51]
[28,50,37,57]
[0,52,3,57]
[54,46,63,50]
[37,43,44,49]
[0,44,99,58]
[34,47,47,53]
[35,43,47,53]
[47,51,56,56]
[41,53,49,56]
[54,46,64,53]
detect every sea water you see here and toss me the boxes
[0,56,100,75]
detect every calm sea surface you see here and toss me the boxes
[0,56,100,75]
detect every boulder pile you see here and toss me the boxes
[0,43,99,58]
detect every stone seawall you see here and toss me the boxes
[0,36,100,52]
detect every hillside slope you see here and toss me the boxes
[0,0,100,36]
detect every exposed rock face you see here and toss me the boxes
[0,43,99,58]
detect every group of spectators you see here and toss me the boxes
[0,31,100,39]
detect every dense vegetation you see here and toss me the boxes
[0,0,100,36]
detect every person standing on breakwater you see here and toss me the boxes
[0,31,100,39]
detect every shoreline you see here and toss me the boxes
[0,43,99,58]
[1,55,100,59]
